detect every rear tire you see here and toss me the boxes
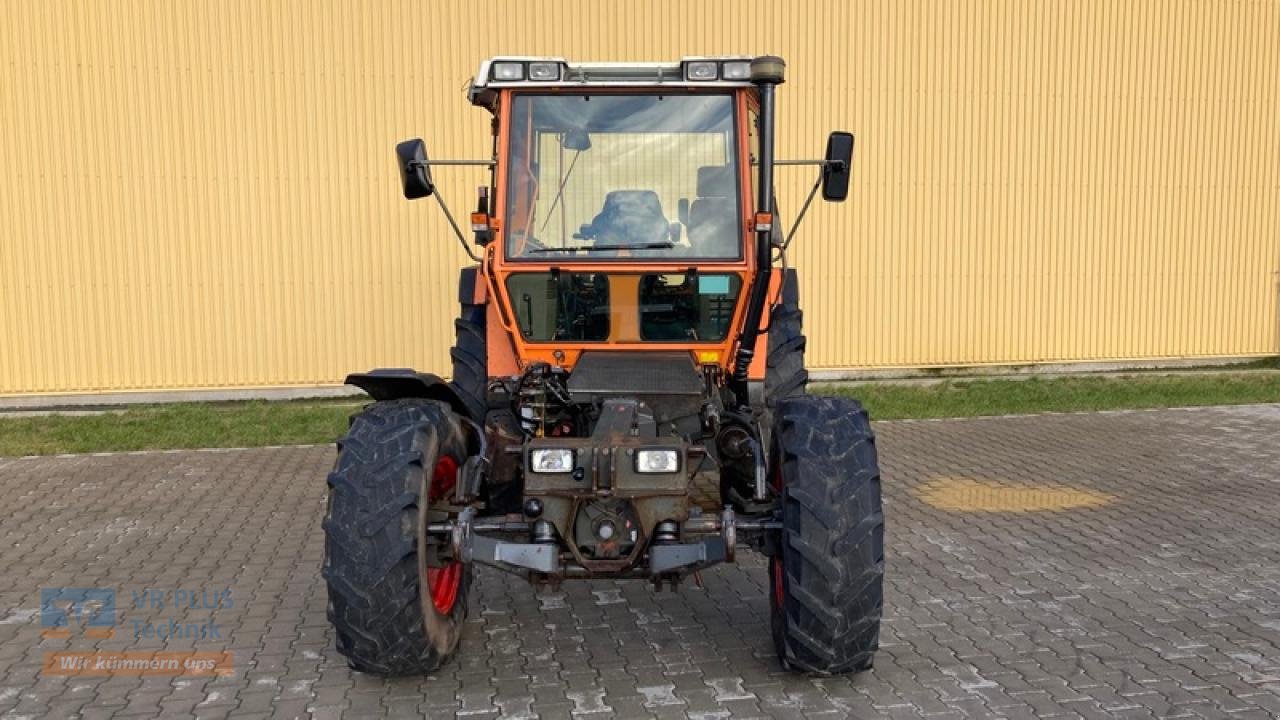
[450,292,523,514]
[322,399,471,675]
[450,299,487,423]
[770,395,884,674]
[765,270,807,406]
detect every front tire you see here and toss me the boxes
[322,399,472,675]
[770,395,885,674]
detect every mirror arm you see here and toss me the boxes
[413,158,491,262]
[431,188,482,262]
[770,159,828,166]
[763,159,843,168]
[756,158,849,248]
[783,173,823,250]
[417,159,496,167]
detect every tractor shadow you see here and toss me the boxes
[448,558,890,713]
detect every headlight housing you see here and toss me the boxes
[683,60,718,81]
[530,448,574,473]
[721,61,751,80]
[491,62,524,81]
[527,62,561,81]
[635,449,679,474]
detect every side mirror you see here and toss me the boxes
[821,131,854,202]
[395,138,434,199]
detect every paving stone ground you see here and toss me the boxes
[1,404,1279,719]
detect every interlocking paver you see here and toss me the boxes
[2,404,1279,717]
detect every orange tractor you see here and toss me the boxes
[322,56,883,675]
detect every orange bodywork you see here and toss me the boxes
[478,87,778,383]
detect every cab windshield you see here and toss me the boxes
[505,94,742,261]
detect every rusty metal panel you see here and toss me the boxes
[1,1,1277,395]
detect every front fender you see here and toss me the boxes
[345,369,473,420]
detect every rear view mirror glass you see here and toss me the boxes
[562,129,592,152]
[821,131,854,202]
[396,138,434,199]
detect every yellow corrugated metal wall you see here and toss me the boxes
[2,1,1278,395]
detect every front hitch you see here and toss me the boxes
[447,507,560,574]
[429,506,781,579]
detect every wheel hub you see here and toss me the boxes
[426,456,462,614]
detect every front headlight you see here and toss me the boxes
[635,449,679,474]
[684,61,718,81]
[492,62,524,81]
[721,61,751,80]
[530,448,574,473]
[528,62,561,81]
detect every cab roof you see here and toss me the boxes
[468,56,768,106]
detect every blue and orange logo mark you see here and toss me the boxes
[41,588,116,640]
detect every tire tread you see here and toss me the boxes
[322,399,470,676]
[765,299,808,406]
[771,394,885,674]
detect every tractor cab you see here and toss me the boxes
[497,90,748,355]
[472,58,769,383]
[395,56,852,387]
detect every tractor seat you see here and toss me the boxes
[688,166,737,255]
[587,190,671,247]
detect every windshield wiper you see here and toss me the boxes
[537,150,583,234]
[530,242,674,254]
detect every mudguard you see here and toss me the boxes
[345,369,471,420]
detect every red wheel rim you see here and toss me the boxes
[773,558,785,608]
[426,455,462,614]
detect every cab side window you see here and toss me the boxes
[747,106,760,207]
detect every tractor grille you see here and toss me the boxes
[567,352,703,400]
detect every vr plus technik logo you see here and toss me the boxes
[40,587,116,640]
[39,586,235,677]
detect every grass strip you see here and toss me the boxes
[0,399,361,457]
[2,370,1278,456]
[822,372,1280,421]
